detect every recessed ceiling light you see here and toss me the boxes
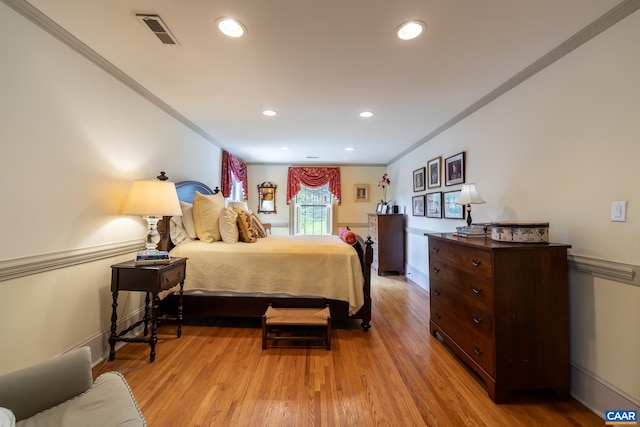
[345,147,354,151]
[359,111,374,118]
[396,21,425,40]
[216,18,247,38]
[281,146,290,150]
[262,109,277,116]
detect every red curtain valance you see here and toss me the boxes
[286,167,341,204]
[221,151,248,200]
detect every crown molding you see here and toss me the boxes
[1,0,221,147]
[389,0,640,165]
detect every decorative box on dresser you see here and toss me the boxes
[368,213,404,275]
[426,233,571,403]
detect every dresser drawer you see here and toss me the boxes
[429,239,492,278]
[430,281,494,338]
[429,260,494,309]
[458,329,495,377]
[161,264,186,290]
[431,295,495,376]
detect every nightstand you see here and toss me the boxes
[109,257,187,362]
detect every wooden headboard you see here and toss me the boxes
[157,181,219,251]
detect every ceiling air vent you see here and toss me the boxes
[136,14,180,45]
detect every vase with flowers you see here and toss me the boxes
[378,173,391,204]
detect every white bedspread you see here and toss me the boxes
[169,235,365,314]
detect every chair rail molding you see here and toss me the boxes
[568,254,639,287]
[0,240,144,282]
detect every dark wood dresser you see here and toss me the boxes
[368,213,404,275]
[427,233,571,403]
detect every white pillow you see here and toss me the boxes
[0,407,15,427]
[219,207,239,244]
[170,215,192,246]
[192,191,225,242]
[180,201,197,239]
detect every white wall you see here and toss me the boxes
[0,3,221,372]
[388,10,640,415]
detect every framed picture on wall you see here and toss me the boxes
[443,190,464,219]
[427,157,441,188]
[412,195,425,216]
[444,152,465,186]
[426,192,442,218]
[354,184,370,202]
[413,167,426,192]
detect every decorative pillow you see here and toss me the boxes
[236,210,259,243]
[192,191,225,242]
[249,212,267,238]
[219,207,239,244]
[180,201,197,239]
[338,227,357,245]
[170,215,193,246]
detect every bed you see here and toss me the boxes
[157,181,373,330]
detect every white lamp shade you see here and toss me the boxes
[122,180,182,216]
[456,183,485,205]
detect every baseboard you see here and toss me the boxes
[405,264,429,291]
[570,362,640,420]
[79,306,146,367]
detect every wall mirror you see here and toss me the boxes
[257,182,277,214]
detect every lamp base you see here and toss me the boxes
[466,205,473,226]
[143,215,163,251]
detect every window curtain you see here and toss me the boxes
[221,151,248,200]
[286,167,341,204]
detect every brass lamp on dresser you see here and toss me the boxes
[368,213,404,275]
[426,233,571,403]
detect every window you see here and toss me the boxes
[293,184,333,235]
[229,177,244,202]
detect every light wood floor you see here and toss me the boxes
[94,273,603,427]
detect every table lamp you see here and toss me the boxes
[122,172,182,251]
[456,183,485,226]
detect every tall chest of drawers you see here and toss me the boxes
[427,233,571,403]
[368,214,404,275]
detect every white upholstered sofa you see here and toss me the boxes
[0,347,145,427]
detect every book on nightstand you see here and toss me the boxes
[135,250,170,266]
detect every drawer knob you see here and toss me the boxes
[433,267,440,274]
[434,289,441,296]
[432,247,440,253]
[471,286,482,295]
[471,258,482,267]
[472,314,483,324]
[473,345,483,355]
[435,312,442,320]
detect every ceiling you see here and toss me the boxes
[6,0,632,165]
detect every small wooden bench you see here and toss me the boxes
[262,305,331,350]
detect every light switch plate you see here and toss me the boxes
[611,201,627,222]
